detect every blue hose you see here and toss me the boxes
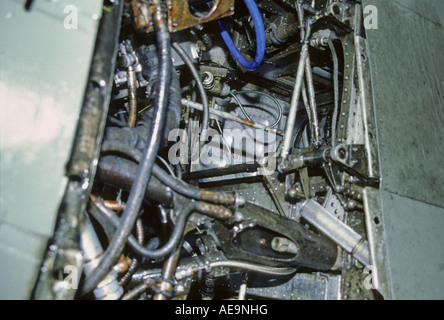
[217,0,265,70]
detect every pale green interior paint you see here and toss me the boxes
[0,0,103,299]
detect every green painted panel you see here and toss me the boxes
[363,0,444,299]
[0,0,103,299]
[363,0,444,208]
[380,191,444,299]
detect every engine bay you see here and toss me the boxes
[32,0,383,300]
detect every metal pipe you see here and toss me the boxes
[175,260,297,281]
[121,282,149,300]
[229,90,283,129]
[298,2,321,146]
[300,199,370,266]
[153,245,181,300]
[181,98,284,136]
[238,273,248,300]
[279,43,308,163]
[172,42,209,132]
[295,7,319,146]
[209,260,297,277]
[301,82,314,140]
[119,218,144,287]
[305,53,322,145]
[127,65,138,127]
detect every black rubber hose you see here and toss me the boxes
[172,42,209,131]
[99,141,239,205]
[87,201,159,254]
[136,38,182,146]
[91,198,199,259]
[81,2,172,295]
[100,143,240,206]
[97,155,173,205]
[101,142,201,199]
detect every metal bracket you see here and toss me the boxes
[330,143,368,178]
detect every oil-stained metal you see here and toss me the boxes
[167,0,235,32]
[131,0,154,31]
[197,202,233,221]
[330,144,366,175]
[262,171,287,217]
[213,202,339,270]
[182,99,285,136]
[199,190,238,206]
[131,0,235,33]
[267,21,300,45]
[280,146,331,173]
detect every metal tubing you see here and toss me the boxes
[127,66,138,127]
[118,218,144,287]
[175,260,297,281]
[304,54,321,145]
[181,99,284,136]
[280,43,308,161]
[172,42,209,131]
[153,245,181,300]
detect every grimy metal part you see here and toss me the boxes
[131,0,235,33]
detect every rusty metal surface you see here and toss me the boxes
[167,0,235,32]
[199,190,237,206]
[131,0,235,33]
[197,202,233,220]
[131,0,153,31]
